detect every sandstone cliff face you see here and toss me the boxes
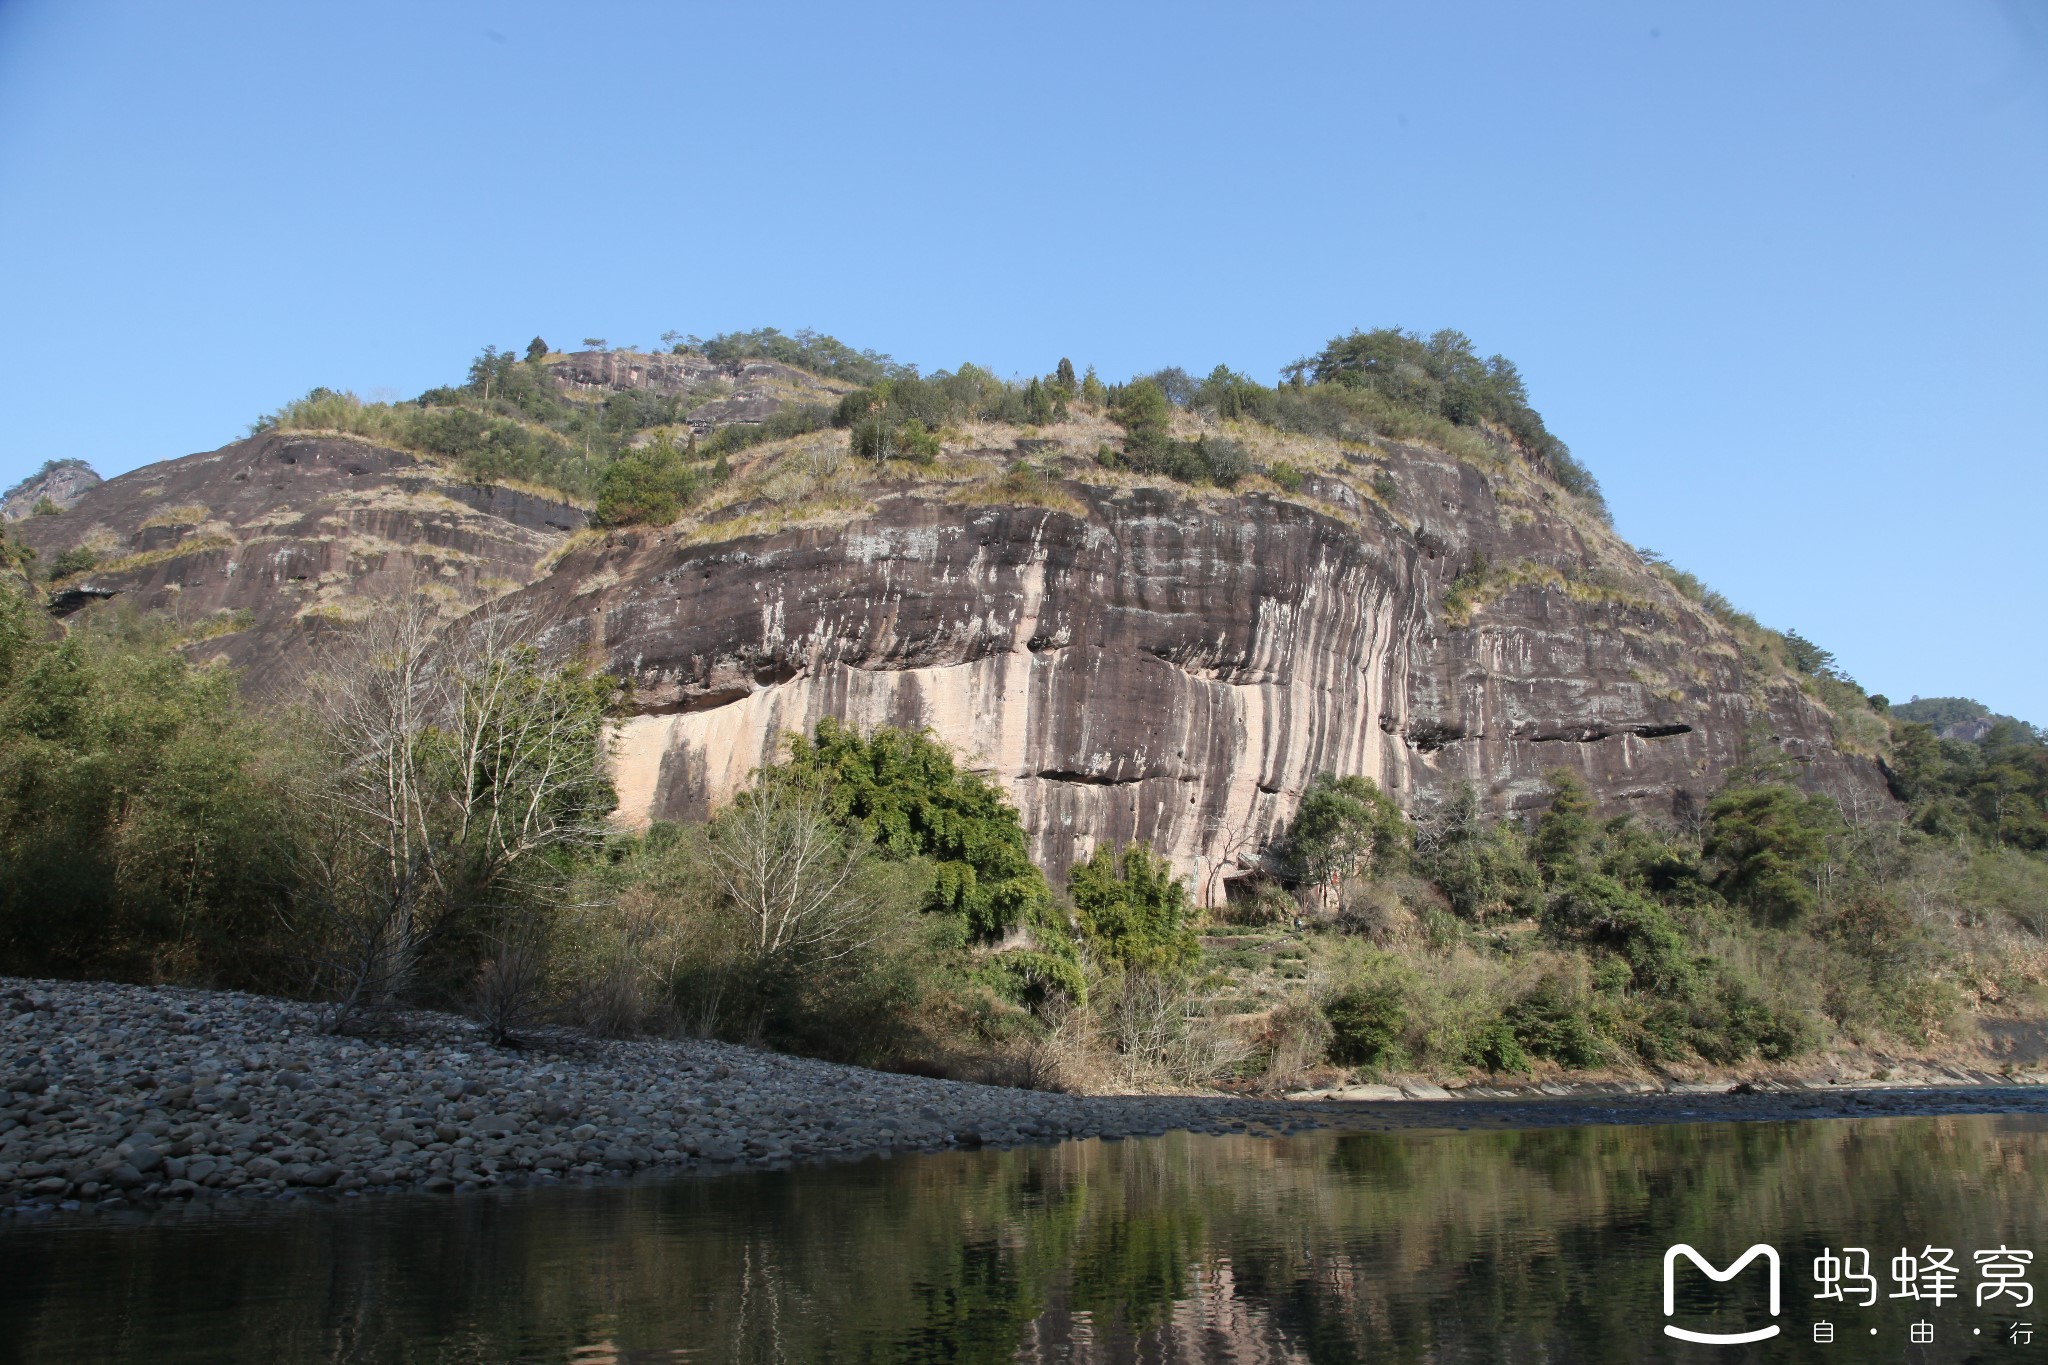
[1,460,101,521]
[10,433,584,691]
[514,443,1891,902]
[16,415,1891,897]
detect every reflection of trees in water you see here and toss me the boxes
[2,1118,2045,1362]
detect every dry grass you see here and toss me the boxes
[535,526,611,573]
[328,485,474,517]
[293,600,379,624]
[137,503,210,530]
[1445,557,1658,627]
[178,609,257,643]
[574,567,621,597]
[946,473,1088,518]
[58,531,238,584]
[677,494,877,547]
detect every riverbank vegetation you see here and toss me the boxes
[2,561,2042,1091]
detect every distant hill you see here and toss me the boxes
[1894,696,2038,743]
[1,459,100,520]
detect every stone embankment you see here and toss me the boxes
[6,978,2046,1218]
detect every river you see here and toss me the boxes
[3,1114,2044,1362]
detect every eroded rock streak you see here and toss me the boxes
[526,466,1887,900]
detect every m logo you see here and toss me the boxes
[1663,1244,1782,1344]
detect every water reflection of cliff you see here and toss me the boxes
[3,1117,2045,1362]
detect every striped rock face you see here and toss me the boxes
[10,433,587,693]
[518,456,1889,903]
[21,416,1890,902]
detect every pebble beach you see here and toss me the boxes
[6,976,2046,1219]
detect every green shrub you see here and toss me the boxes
[981,949,1087,1011]
[594,432,720,527]
[0,526,30,579]
[1223,879,1295,926]
[1298,327,1605,515]
[1462,1017,1529,1073]
[700,403,832,462]
[1705,785,1843,926]
[701,327,912,386]
[1415,784,1541,920]
[49,546,100,578]
[1281,773,1407,906]
[1324,981,1408,1067]
[0,590,294,984]
[1111,378,1172,440]
[1070,843,1200,975]
[1531,768,1596,883]
[773,719,1054,943]
[1504,972,1607,1067]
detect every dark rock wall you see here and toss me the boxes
[517,452,1891,900]
[543,351,848,432]
[11,433,583,692]
[16,423,1891,899]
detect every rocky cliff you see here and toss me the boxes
[8,433,585,691]
[1,459,101,521]
[508,425,1891,901]
[545,349,850,431]
[10,400,1892,898]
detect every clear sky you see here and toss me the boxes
[2,2,2043,721]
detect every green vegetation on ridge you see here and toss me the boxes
[250,323,1607,524]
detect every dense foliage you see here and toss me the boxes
[1096,379,1250,487]
[0,591,292,983]
[772,718,1053,942]
[1889,714,2048,851]
[1891,695,2033,732]
[595,432,719,527]
[1280,773,1407,898]
[1070,844,1200,975]
[1301,749,2047,1076]
[697,327,912,386]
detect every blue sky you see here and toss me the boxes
[2,2,2043,720]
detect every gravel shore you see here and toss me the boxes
[6,977,2046,1219]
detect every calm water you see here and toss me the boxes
[3,1115,2045,1363]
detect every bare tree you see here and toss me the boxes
[296,597,616,1027]
[1201,807,1272,908]
[706,783,882,964]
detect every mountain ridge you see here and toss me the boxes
[6,334,1895,898]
